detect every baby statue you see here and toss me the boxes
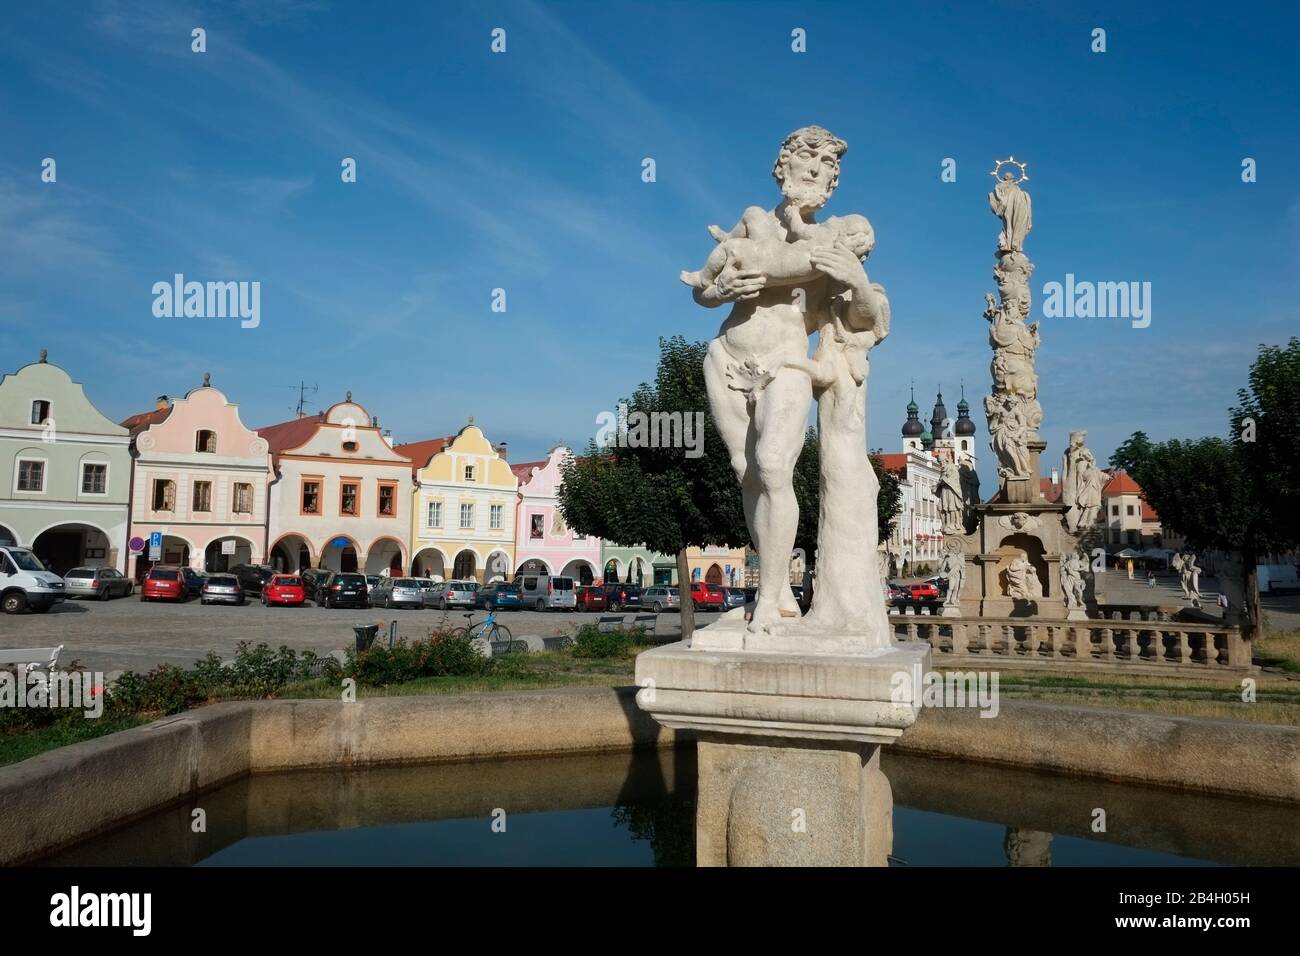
[680,204,876,291]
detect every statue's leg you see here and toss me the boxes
[704,341,762,557]
[748,366,813,632]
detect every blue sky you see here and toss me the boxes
[2,0,1297,493]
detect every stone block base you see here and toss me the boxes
[695,736,892,866]
[635,638,930,866]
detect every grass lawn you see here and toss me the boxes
[1254,629,1300,673]
[0,715,147,769]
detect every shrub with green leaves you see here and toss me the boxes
[570,624,636,658]
[344,633,493,686]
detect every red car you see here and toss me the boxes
[574,585,608,612]
[908,582,941,604]
[141,566,186,602]
[690,581,725,611]
[262,574,306,607]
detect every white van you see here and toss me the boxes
[512,573,576,611]
[0,546,68,614]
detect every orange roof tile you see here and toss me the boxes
[120,406,172,434]
[391,436,453,471]
[257,415,326,454]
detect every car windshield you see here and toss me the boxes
[208,576,237,585]
[273,577,302,586]
[336,575,365,585]
[8,550,46,572]
[150,570,179,581]
[496,585,519,594]
[66,567,95,578]
[394,579,418,587]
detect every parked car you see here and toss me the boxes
[689,581,725,611]
[573,585,608,612]
[0,545,65,614]
[230,563,275,596]
[886,582,913,610]
[141,566,187,602]
[301,567,330,602]
[720,586,747,610]
[513,573,577,611]
[643,585,680,613]
[365,574,382,601]
[426,580,480,610]
[262,574,306,607]
[908,582,941,607]
[200,574,245,606]
[181,567,206,598]
[476,583,523,611]
[602,582,643,611]
[370,577,425,609]
[64,566,133,600]
[317,572,369,608]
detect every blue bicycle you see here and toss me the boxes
[451,610,514,647]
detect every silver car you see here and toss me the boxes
[426,580,480,609]
[64,566,133,600]
[372,577,425,609]
[643,586,680,613]
[200,574,245,606]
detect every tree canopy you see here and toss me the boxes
[558,335,903,559]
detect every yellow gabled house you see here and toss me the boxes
[395,419,517,583]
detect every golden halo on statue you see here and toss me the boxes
[989,156,1029,184]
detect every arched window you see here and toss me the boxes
[195,430,217,453]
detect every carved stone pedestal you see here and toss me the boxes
[635,638,930,867]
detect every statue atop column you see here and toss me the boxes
[983,159,1041,484]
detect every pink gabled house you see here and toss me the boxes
[122,375,274,579]
[511,445,600,584]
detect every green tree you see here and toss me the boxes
[1109,430,1154,476]
[1135,339,1300,636]
[558,336,903,639]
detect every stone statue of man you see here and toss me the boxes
[937,459,965,535]
[693,126,891,639]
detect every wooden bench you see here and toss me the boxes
[597,615,626,633]
[0,644,64,678]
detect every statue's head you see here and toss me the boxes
[773,125,848,212]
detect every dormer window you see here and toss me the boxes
[464,464,476,481]
[196,430,217,453]
[342,441,358,452]
[31,400,51,425]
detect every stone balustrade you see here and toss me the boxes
[892,616,1250,673]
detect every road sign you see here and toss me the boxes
[128,536,145,555]
[330,537,350,548]
[148,531,162,561]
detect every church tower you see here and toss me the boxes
[901,385,925,453]
[953,383,978,469]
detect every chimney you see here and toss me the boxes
[1051,468,1059,486]
[155,395,170,411]
[496,442,508,460]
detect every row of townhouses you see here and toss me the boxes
[0,353,744,586]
